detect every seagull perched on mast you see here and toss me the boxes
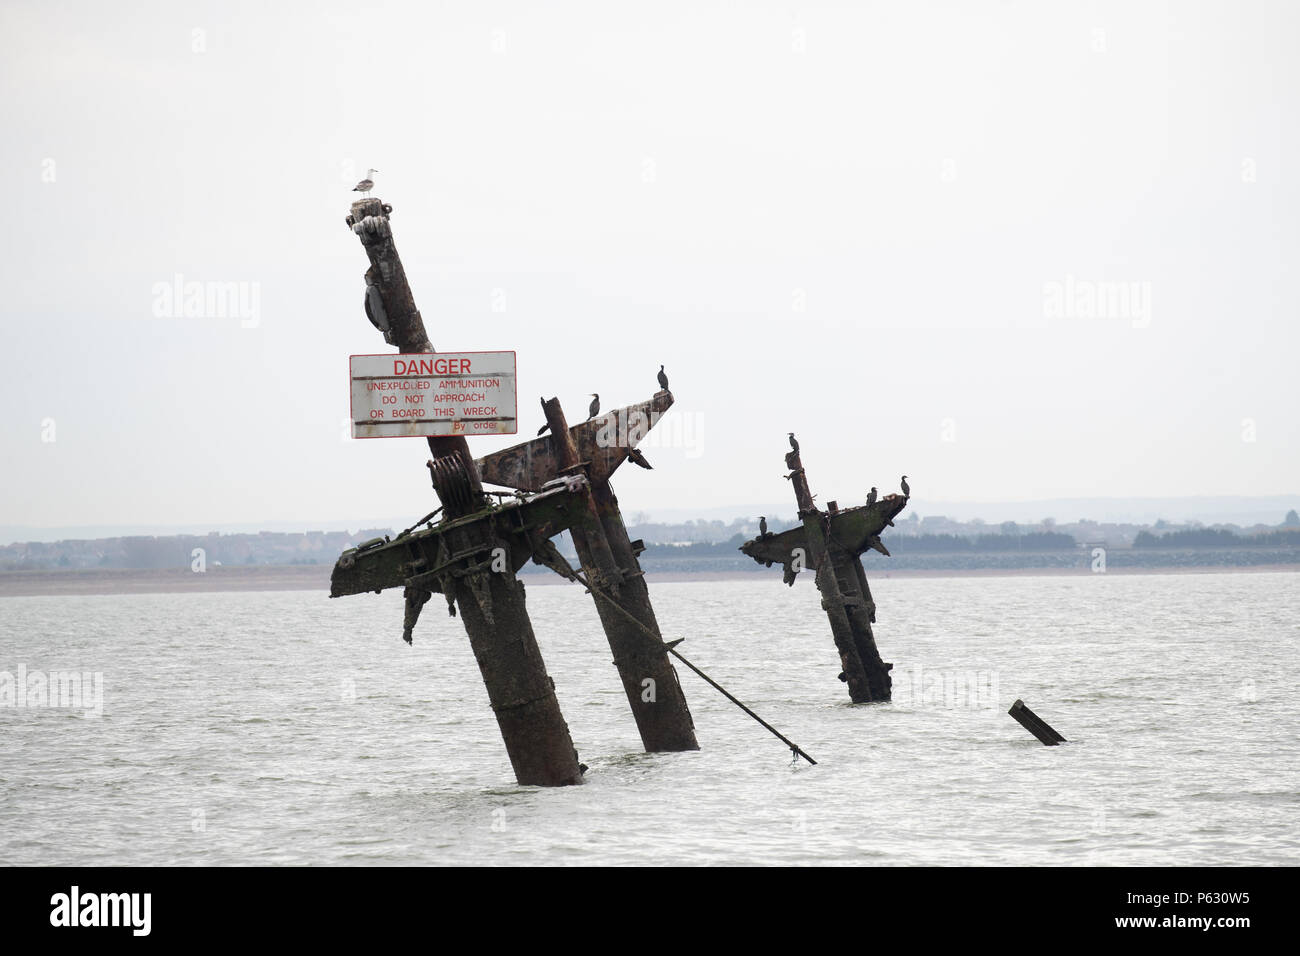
[352,168,379,197]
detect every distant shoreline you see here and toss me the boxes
[0,563,1295,597]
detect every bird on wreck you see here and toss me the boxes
[866,534,891,557]
[788,432,800,454]
[657,364,669,391]
[866,487,877,507]
[352,168,378,196]
[900,475,910,497]
[587,394,601,421]
[759,516,769,538]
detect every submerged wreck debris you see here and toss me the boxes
[475,392,700,754]
[739,436,907,703]
[1008,699,1067,746]
[331,194,698,786]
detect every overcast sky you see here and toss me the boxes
[1,0,1295,533]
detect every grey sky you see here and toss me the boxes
[1,0,1295,532]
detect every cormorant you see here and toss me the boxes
[900,475,910,497]
[866,487,877,507]
[627,448,653,470]
[759,516,769,537]
[788,432,800,454]
[657,365,669,391]
[587,394,600,421]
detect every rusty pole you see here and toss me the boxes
[349,197,482,499]
[540,397,700,752]
[347,197,583,785]
[786,447,893,703]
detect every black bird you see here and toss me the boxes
[587,394,600,420]
[657,364,669,391]
[759,516,768,537]
[627,448,653,470]
[788,432,800,454]
[900,475,910,497]
[866,487,877,507]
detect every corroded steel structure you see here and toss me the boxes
[476,391,699,752]
[331,196,696,787]
[739,441,908,703]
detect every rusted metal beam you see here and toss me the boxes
[739,496,907,569]
[539,398,623,596]
[348,196,483,506]
[475,391,673,491]
[536,395,700,753]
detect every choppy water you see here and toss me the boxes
[1,572,1297,866]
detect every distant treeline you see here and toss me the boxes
[0,529,389,572]
[881,532,1077,553]
[1133,528,1300,549]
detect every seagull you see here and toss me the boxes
[759,516,769,537]
[587,394,600,420]
[352,168,379,196]
[866,487,878,507]
[657,365,669,391]
[788,432,800,455]
[900,475,910,497]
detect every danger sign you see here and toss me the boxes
[349,351,517,439]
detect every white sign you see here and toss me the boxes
[349,351,517,439]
